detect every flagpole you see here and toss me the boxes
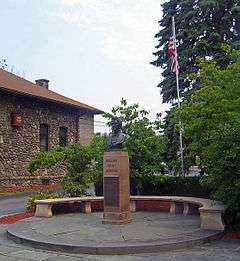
[172,16,184,176]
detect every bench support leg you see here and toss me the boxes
[183,203,199,215]
[200,210,225,231]
[35,204,53,218]
[81,202,91,214]
[170,202,184,214]
[130,200,136,212]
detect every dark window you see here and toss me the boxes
[59,127,68,147]
[40,124,49,152]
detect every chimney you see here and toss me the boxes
[35,79,49,89]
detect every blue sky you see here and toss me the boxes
[1,0,168,132]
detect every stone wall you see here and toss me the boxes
[79,113,94,145]
[0,91,94,187]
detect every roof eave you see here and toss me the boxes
[0,86,104,115]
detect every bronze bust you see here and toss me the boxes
[107,117,128,150]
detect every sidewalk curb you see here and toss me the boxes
[0,212,22,219]
[0,211,34,224]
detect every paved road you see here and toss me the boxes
[0,194,31,216]
[0,189,63,216]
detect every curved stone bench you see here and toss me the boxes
[35,196,104,218]
[35,196,226,231]
[130,196,226,231]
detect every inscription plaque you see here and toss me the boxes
[104,177,119,207]
[105,158,118,175]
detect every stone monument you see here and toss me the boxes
[102,117,132,224]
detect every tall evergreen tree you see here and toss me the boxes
[152,0,240,170]
[152,0,240,103]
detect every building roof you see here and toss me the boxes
[0,69,103,114]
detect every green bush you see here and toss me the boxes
[173,51,240,229]
[95,175,211,198]
[62,145,94,197]
[28,144,98,197]
[138,175,211,198]
[26,190,63,211]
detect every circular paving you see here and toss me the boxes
[7,212,223,254]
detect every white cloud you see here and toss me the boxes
[59,0,163,67]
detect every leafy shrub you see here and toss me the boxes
[27,146,67,173]
[137,175,211,198]
[173,51,240,228]
[26,190,63,211]
[95,175,211,198]
[104,99,167,191]
[62,145,94,197]
[28,143,102,197]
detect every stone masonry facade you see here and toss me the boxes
[0,91,94,187]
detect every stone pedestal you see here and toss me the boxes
[102,150,132,224]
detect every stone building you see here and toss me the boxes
[0,69,103,187]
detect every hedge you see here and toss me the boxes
[136,175,211,198]
[95,175,211,198]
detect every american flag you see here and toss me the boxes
[168,38,178,73]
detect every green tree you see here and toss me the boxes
[28,100,166,195]
[152,0,240,103]
[88,133,107,194]
[152,0,240,168]
[163,111,185,172]
[105,99,167,192]
[173,50,240,222]
[28,141,103,197]
[0,59,8,70]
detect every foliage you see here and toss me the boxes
[28,146,71,173]
[105,98,167,192]
[152,1,240,166]
[0,59,8,70]
[62,145,95,196]
[28,143,101,197]
[151,0,240,103]
[26,190,63,211]
[162,110,187,172]
[89,133,107,191]
[63,135,107,196]
[173,51,240,214]
[28,99,166,196]
[138,175,211,198]
[95,175,210,198]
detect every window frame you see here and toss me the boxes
[39,124,49,152]
[59,126,68,147]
